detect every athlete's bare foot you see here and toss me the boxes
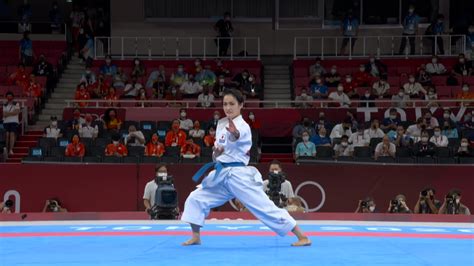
[291,237,311,247]
[182,237,201,246]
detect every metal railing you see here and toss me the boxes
[294,34,467,59]
[94,36,261,60]
[0,99,30,133]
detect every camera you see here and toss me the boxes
[389,199,401,213]
[266,172,287,208]
[48,200,60,212]
[148,175,179,220]
[421,190,428,197]
[360,201,368,208]
[5,199,14,208]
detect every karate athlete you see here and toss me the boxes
[181,88,311,247]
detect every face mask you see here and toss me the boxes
[219,79,225,84]
[365,93,371,98]
[195,61,200,66]
[248,77,254,82]
[346,78,352,83]
[156,172,167,178]
[421,137,429,142]
[79,29,84,34]
[214,115,220,120]
[390,115,397,120]
[341,142,348,147]
[409,78,415,83]
[272,170,280,174]
[432,59,438,64]
[316,79,321,84]
[113,141,119,145]
[86,70,91,74]
[399,92,405,97]
[463,86,469,92]
[178,68,183,72]
[459,58,465,63]
[331,69,337,74]
[337,87,344,92]
[194,124,200,129]
[51,121,58,127]
[152,136,159,142]
[360,67,365,72]
[455,199,460,204]
[106,60,111,64]
[434,131,441,137]
[301,93,307,97]
[6,96,13,101]
[210,131,215,136]
[443,114,450,119]
[370,58,375,63]
[135,60,139,65]
[180,112,186,118]
[172,124,179,130]
[249,114,255,120]
[72,138,79,144]
[109,113,116,118]
[302,136,309,142]
[409,9,414,13]
[461,142,468,147]
[369,206,375,212]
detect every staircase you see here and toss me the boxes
[6,131,43,163]
[263,65,292,107]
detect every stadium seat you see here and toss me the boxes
[181,157,201,164]
[416,157,436,164]
[102,156,122,163]
[354,147,372,158]
[435,147,451,157]
[165,146,180,157]
[50,146,66,157]
[123,156,140,164]
[63,157,82,163]
[458,157,474,164]
[374,157,396,163]
[82,156,101,163]
[43,156,63,162]
[437,157,457,164]
[315,146,334,159]
[128,146,145,157]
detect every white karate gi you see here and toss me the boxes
[181,115,296,236]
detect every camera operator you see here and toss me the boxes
[143,164,169,213]
[42,198,68,212]
[1,200,14,213]
[355,197,377,213]
[143,163,179,219]
[438,189,471,215]
[262,160,295,208]
[413,187,441,214]
[387,194,411,213]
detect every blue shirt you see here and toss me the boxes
[100,64,117,76]
[432,22,444,35]
[467,33,474,47]
[403,14,420,34]
[442,129,458,139]
[295,141,316,157]
[342,18,359,36]
[382,117,402,127]
[310,135,331,146]
[20,38,33,56]
[310,84,328,96]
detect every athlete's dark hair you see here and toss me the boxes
[222,88,244,104]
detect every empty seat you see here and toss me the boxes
[435,147,451,157]
[43,156,63,162]
[316,146,334,159]
[63,156,82,163]
[83,156,101,163]
[459,157,474,164]
[181,157,201,164]
[128,146,145,157]
[123,156,140,164]
[374,157,396,163]
[416,156,436,164]
[353,147,372,158]
[165,146,180,157]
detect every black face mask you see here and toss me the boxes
[303,122,310,127]
[343,126,350,130]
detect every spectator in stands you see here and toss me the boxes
[427,14,445,55]
[165,120,187,147]
[209,111,221,129]
[8,63,28,87]
[324,66,341,87]
[143,164,169,212]
[170,64,188,86]
[25,74,43,104]
[112,67,128,89]
[247,112,262,131]
[232,69,251,88]
[294,87,314,108]
[49,2,62,33]
[309,58,326,77]
[330,117,353,141]
[135,87,150,107]
[204,126,216,147]
[353,65,372,87]
[102,108,122,132]
[399,5,420,55]
[365,119,384,139]
[438,189,470,215]
[391,88,411,108]
[414,131,436,157]
[197,86,215,108]
[0,200,13,214]
[89,74,110,99]
[359,89,376,108]
[100,55,117,76]
[403,74,426,97]
[381,108,402,132]
[263,160,295,200]
[145,134,165,157]
[164,85,183,103]
[390,125,413,148]
[147,65,167,88]
[365,56,387,78]
[19,31,33,66]
[80,32,94,66]
[456,83,474,107]
[441,121,458,139]
[340,10,359,56]
[70,5,85,52]
[416,65,432,86]
[105,134,128,157]
[75,83,90,108]
[44,116,62,139]
[215,59,231,77]
[453,54,473,77]
[104,87,119,107]
[214,75,229,98]
[407,118,426,139]
[425,85,439,108]
[372,75,390,98]
[78,114,99,139]
[125,125,145,147]
[294,131,316,159]
[311,127,331,147]
[178,109,193,131]
[341,75,358,98]
[426,55,447,75]
[293,117,316,141]
[151,76,166,99]
[65,134,86,158]
[33,54,53,78]
[328,84,351,107]
[189,121,205,139]
[424,111,439,129]
[42,198,67,213]
[214,12,233,56]
[334,135,353,158]
[77,28,87,62]
[374,135,396,160]
[430,126,448,147]
[122,75,143,99]
[181,137,201,159]
[468,25,474,52]
[349,124,370,148]
[80,66,96,86]
[387,194,411,213]
[131,58,146,77]
[68,108,85,131]
[355,197,377,213]
[315,112,332,132]
[2,92,21,155]
[196,65,217,87]
[414,187,441,214]
[309,76,328,99]
[243,74,261,99]
[180,74,202,97]
[456,138,472,157]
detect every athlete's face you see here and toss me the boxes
[223,94,243,119]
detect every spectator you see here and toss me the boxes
[192,59,202,75]
[456,84,474,107]
[70,5,85,52]
[294,87,313,108]
[78,114,99,139]
[315,112,332,131]
[424,111,439,129]
[146,65,167,88]
[341,75,358,98]
[456,138,473,157]
[165,120,187,147]
[2,92,21,155]
[42,198,67,213]
[425,55,447,75]
[19,31,33,66]
[330,117,353,141]
[136,87,150,107]
[80,66,96,86]
[232,69,251,88]
[374,135,396,160]
[214,75,229,98]
[349,124,370,148]
[105,134,128,157]
[102,108,122,131]
[365,120,384,139]
[145,134,165,157]
[372,76,390,98]
[328,84,351,107]
[122,75,143,99]
[143,164,169,212]
[353,64,372,87]
[390,125,413,148]
[125,125,145,147]
[215,59,231,77]
[100,55,117,76]
[77,27,87,62]
[151,76,166,99]
[355,197,377,213]
[399,5,420,55]
[446,71,459,86]
[391,88,411,108]
[75,83,90,108]
[387,194,411,213]
[247,112,262,131]
[196,65,217,87]
[1,200,14,214]
[178,109,193,131]
[165,85,183,102]
[33,54,53,78]
[309,58,326,77]
[285,197,305,213]
[243,75,261,99]
[438,189,470,215]
[180,138,201,158]
[180,74,202,97]
[294,131,316,159]
[309,76,328,99]
[49,2,62,33]
[65,134,86,158]
[416,65,432,86]
[429,126,448,147]
[310,127,331,147]
[214,12,233,56]
[8,63,28,87]
[131,58,146,77]
[112,68,129,89]
[403,74,426,97]
[262,160,295,200]
[197,86,215,108]
[293,117,317,141]
[334,135,353,158]
[414,187,441,214]
[441,122,458,139]
[324,66,341,87]
[359,89,376,108]
[25,74,43,104]
[43,117,62,139]
[170,64,188,86]
[427,14,445,55]
[453,54,473,77]
[424,85,439,108]
[414,131,436,157]
[209,111,221,129]
[339,10,359,56]
[204,126,216,147]
[104,87,119,107]
[189,121,205,139]
[381,108,402,132]
[365,56,387,77]
[80,32,94,66]
[407,118,426,139]
[68,108,85,131]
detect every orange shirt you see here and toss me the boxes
[10,70,28,86]
[203,135,215,147]
[105,143,128,157]
[165,130,187,147]
[180,143,201,156]
[26,82,42,97]
[75,91,91,107]
[65,143,86,157]
[145,142,165,157]
[456,92,474,106]
[248,119,262,130]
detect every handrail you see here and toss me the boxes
[294,34,466,60]
[94,36,261,61]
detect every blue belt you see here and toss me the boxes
[192,161,245,184]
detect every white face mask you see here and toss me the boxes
[359,67,365,72]
[432,59,438,64]
[337,87,344,92]
[301,93,307,97]
[463,86,469,92]
[214,115,220,120]
[443,114,450,119]
[156,172,167,179]
[369,206,375,212]
[365,93,371,98]
[219,79,225,83]
[341,142,348,147]
[409,78,415,83]
[272,170,280,174]
[346,78,352,83]
[331,69,337,74]
[180,112,186,118]
[302,136,309,142]
[248,77,254,82]
[398,92,405,97]
[113,141,119,145]
[249,114,255,120]
[106,59,111,64]
[390,115,397,120]
[434,131,441,137]
[51,121,58,127]
[135,60,139,65]
[370,58,375,63]
[421,137,429,142]
[455,198,460,204]
[461,142,469,147]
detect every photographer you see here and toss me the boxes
[413,187,441,214]
[1,200,14,213]
[387,194,411,213]
[438,189,471,215]
[42,198,68,213]
[262,160,294,208]
[143,164,169,213]
[143,164,179,219]
[355,197,377,213]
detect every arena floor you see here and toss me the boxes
[1,220,473,266]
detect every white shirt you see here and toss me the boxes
[334,144,353,156]
[180,81,202,95]
[78,124,98,138]
[372,81,390,96]
[330,124,353,140]
[44,127,61,138]
[179,118,193,131]
[262,180,295,199]
[364,128,385,139]
[3,102,20,123]
[328,92,351,107]
[430,135,448,147]
[403,82,424,95]
[349,132,370,147]
[215,115,252,165]
[375,142,396,156]
[124,83,143,97]
[425,63,446,75]
[189,129,205,138]
[143,180,158,207]
[198,93,215,107]
[406,124,422,138]
[125,130,145,146]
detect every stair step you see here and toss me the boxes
[39,114,62,121]
[15,141,37,148]
[48,99,68,104]
[18,135,41,141]
[45,103,67,109]
[25,131,43,135]
[41,109,65,116]
[6,159,22,163]
[51,94,75,99]
[265,66,289,70]
[265,75,289,79]
[265,81,290,85]
[265,71,289,75]
[265,84,290,89]
[13,147,29,153]
[8,153,28,159]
